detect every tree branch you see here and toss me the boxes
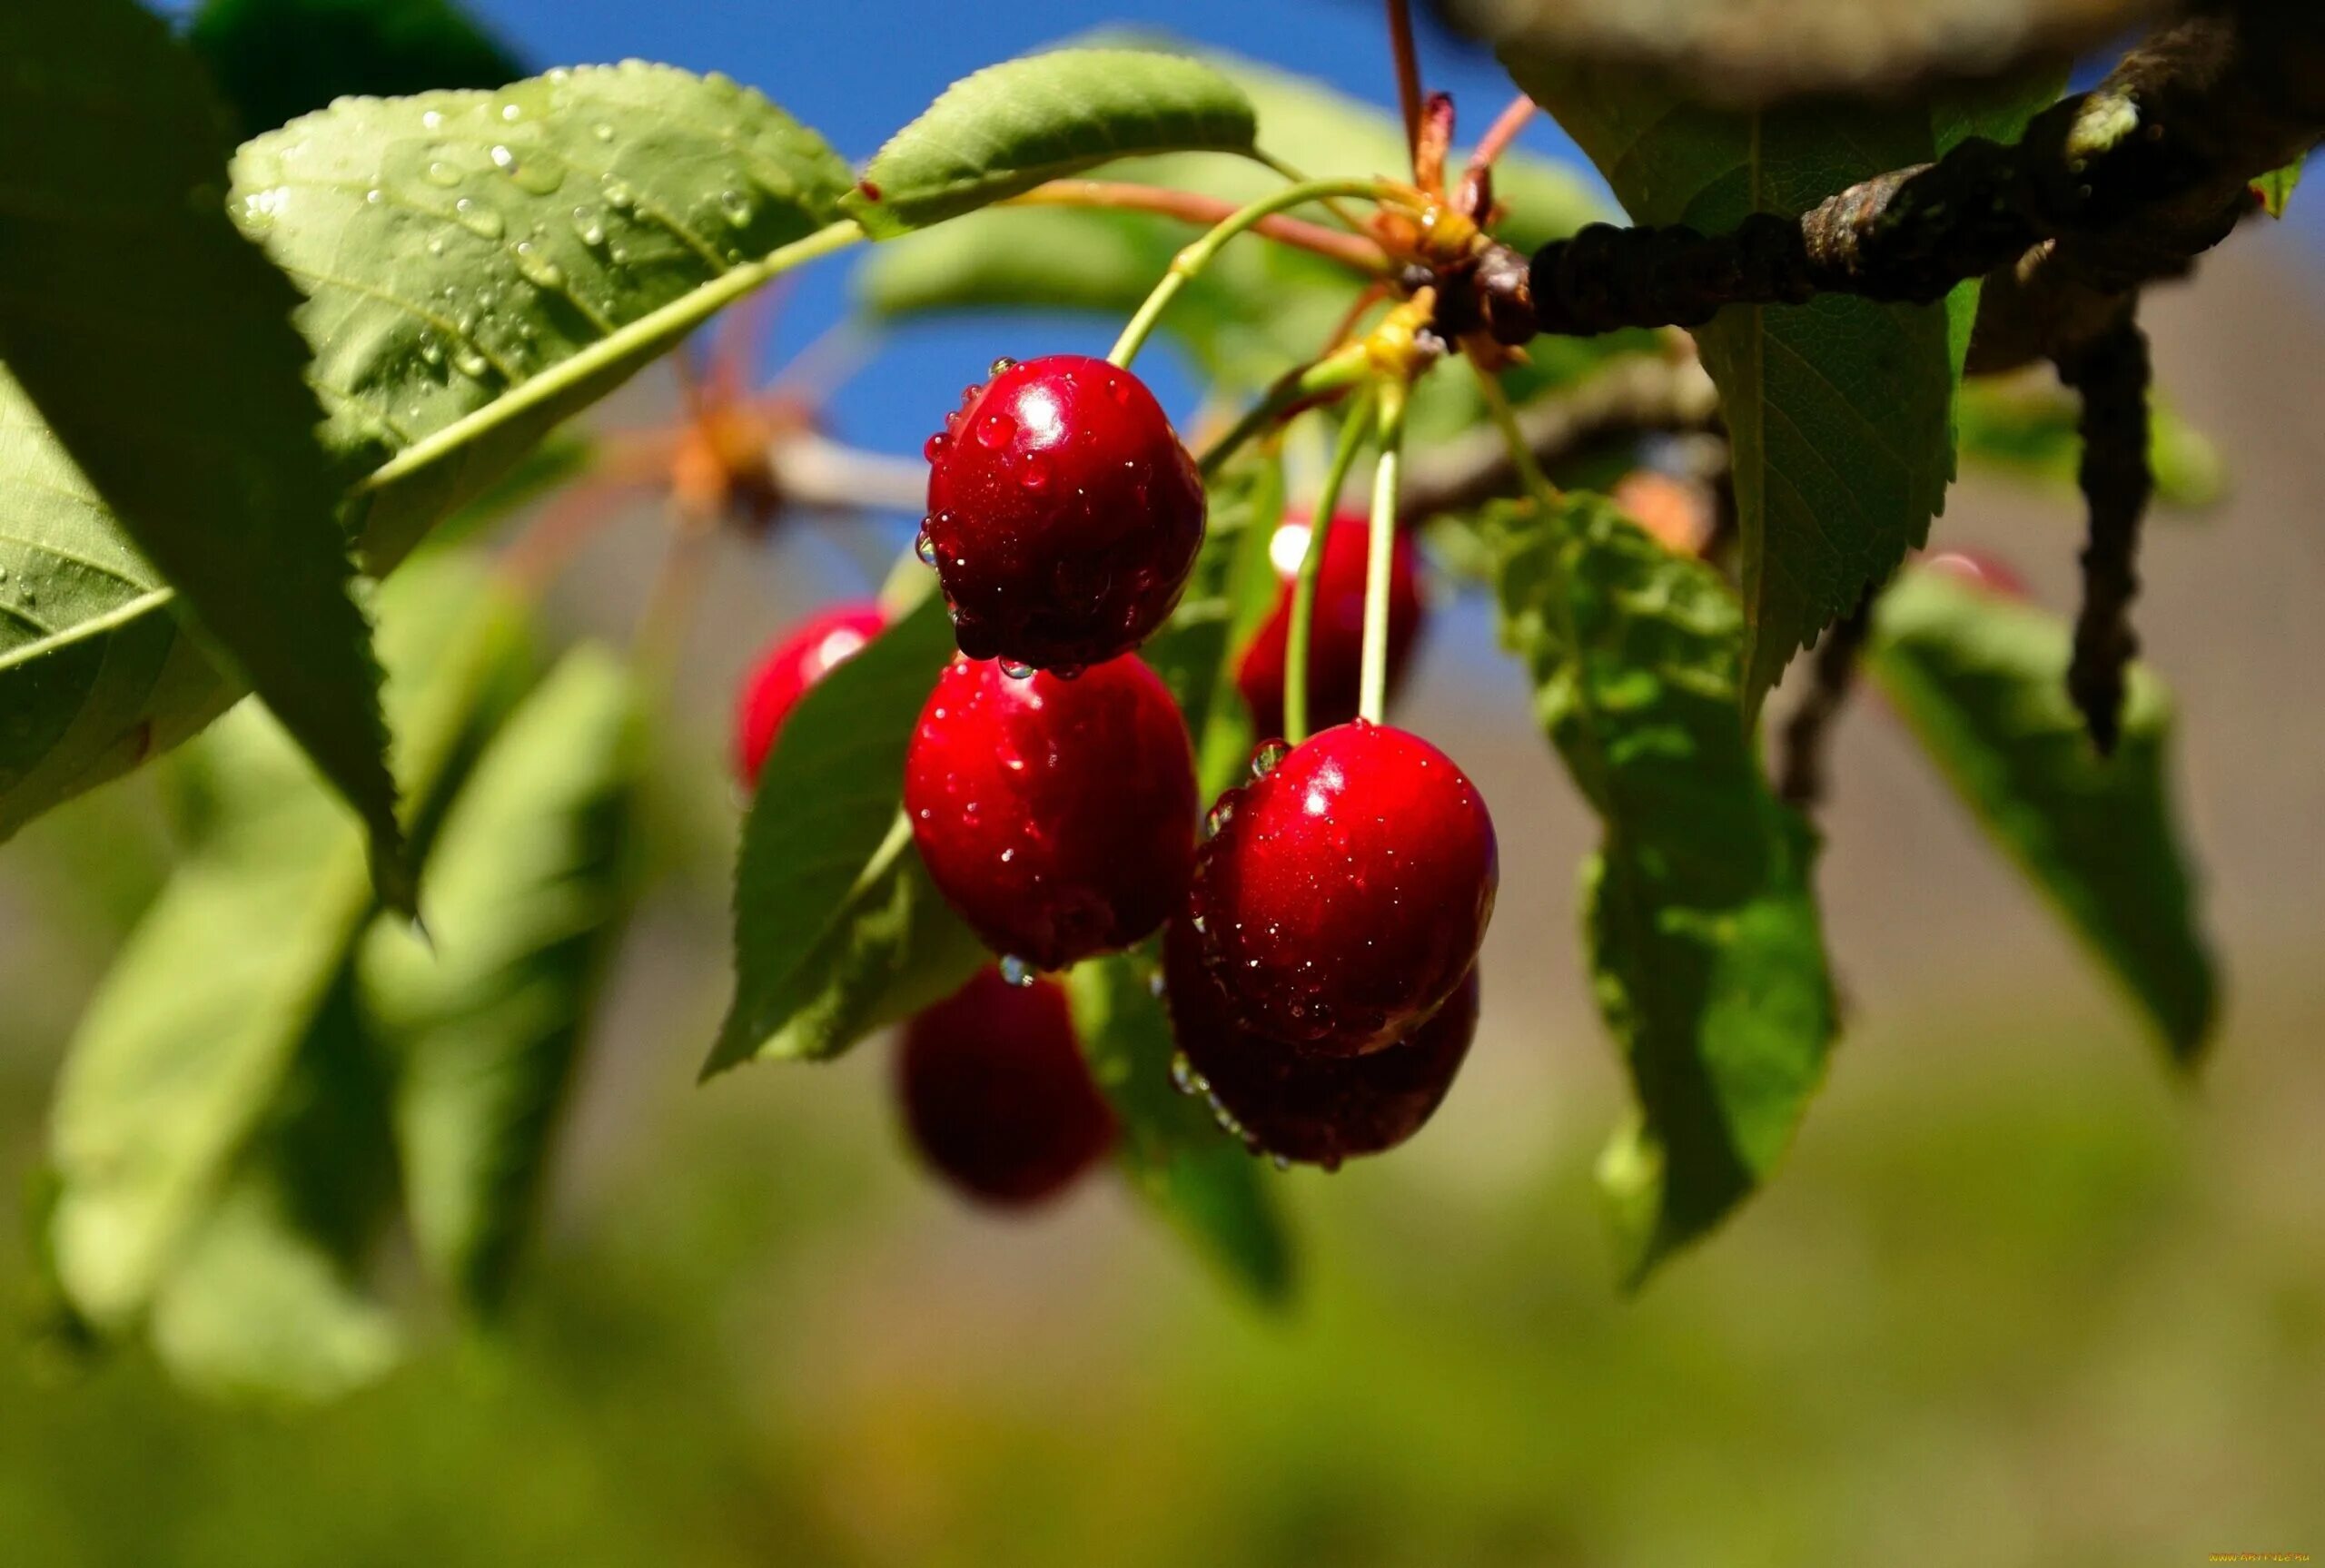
[2055,310,2153,754]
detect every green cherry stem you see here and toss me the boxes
[1108,178,1396,370]
[1194,340,1372,479]
[1284,389,1379,745]
[1357,381,1410,726]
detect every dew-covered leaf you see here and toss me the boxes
[189,0,526,137]
[45,557,532,1327]
[1866,567,2217,1064]
[0,0,405,894]
[707,594,984,1076]
[1064,949,1293,1303]
[1514,57,1959,715]
[361,646,646,1314]
[1488,489,1836,1283]
[844,48,1257,239]
[232,62,854,567]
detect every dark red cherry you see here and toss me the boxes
[905,652,1198,971]
[1188,721,1497,1056]
[897,967,1117,1207]
[1163,920,1477,1168]
[1235,512,1425,741]
[733,602,887,786]
[920,354,1205,671]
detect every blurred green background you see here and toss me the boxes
[5,4,2325,1563]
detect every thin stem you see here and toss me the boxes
[1466,94,1538,182]
[1246,147,1373,235]
[1285,390,1378,744]
[1384,0,1424,169]
[1357,383,1410,725]
[1108,178,1397,369]
[633,501,716,687]
[1013,181,1391,274]
[1195,343,1372,479]
[1469,360,1558,502]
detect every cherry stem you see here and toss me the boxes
[1357,382,1410,726]
[1195,342,1372,479]
[633,498,716,688]
[1385,0,1425,169]
[1470,359,1558,502]
[1465,94,1538,187]
[1284,390,1379,745]
[1109,178,1397,370]
[1014,181,1392,275]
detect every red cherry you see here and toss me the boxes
[1163,921,1477,1169]
[1235,512,1425,740]
[733,602,887,786]
[1188,721,1497,1056]
[920,354,1205,672]
[905,652,1198,971]
[897,967,1117,1207]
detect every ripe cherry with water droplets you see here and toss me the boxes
[905,652,1198,972]
[1162,920,1478,1169]
[897,967,1117,1207]
[1186,720,1498,1056]
[919,354,1205,672]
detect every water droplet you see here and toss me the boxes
[717,189,753,227]
[1108,377,1134,405]
[500,102,524,123]
[599,175,636,211]
[1000,659,1035,681]
[1204,799,1234,839]
[1189,912,1207,936]
[1169,1051,1200,1095]
[1020,455,1053,490]
[915,529,939,567]
[593,122,616,143]
[421,109,445,132]
[513,241,565,289]
[988,356,1018,377]
[923,431,949,462]
[1251,739,1290,778]
[452,347,492,379]
[419,335,445,367]
[1147,970,1167,999]
[569,204,607,247]
[490,144,520,174]
[975,411,1016,449]
[364,186,387,205]
[999,955,1037,988]
[1270,1153,1293,1172]
[452,198,504,240]
[423,159,461,188]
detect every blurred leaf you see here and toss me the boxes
[1140,454,1285,798]
[2253,155,2305,219]
[1488,490,1836,1283]
[1515,58,1958,719]
[189,0,525,137]
[0,0,404,896]
[361,647,647,1315]
[426,427,598,553]
[1064,950,1293,1303]
[707,595,983,1075]
[843,48,1257,239]
[45,557,532,1327]
[1444,0,2152,104]
[1865,567,2217,1063]
[1956,370,2223,508]
[148,977,404,1405]
[231,63,854,569]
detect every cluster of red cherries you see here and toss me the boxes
[736,355,1497,1207]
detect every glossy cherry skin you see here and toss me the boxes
[1188,721,1497,1055]
[905,653,1198,971]
[733,603,887,787]
[1236,512,1425,741]
[897,967,1117,1208]
[1164,920,1477,1169]
[921,355,1205,672]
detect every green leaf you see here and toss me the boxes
[189,0,526,137]
[231,63,855,568]
[148,976,404,1405]
[1956,372,2223,509]
[361,646,646,1314]
[1932,65,2069,384]
[2253,155,2304,219]
[1064,951,1292,1303]
[0,371,242,845]
[1512,55,1958,717]
[0,0,406,897]
[843,48,1257,240]
[1487,491,1837,1283]
[1140,454,1285,797]
[707,594,983,1075]
[1865,567,2217,1064]
[45,556,532,1326]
